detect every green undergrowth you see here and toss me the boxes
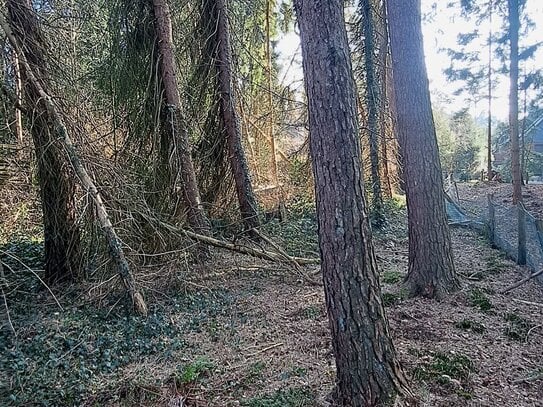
[0,289,235,406]
[413,350,475,398]
[241,387,316,407]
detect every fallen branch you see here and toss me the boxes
[184,230,320,266]
[500,269,543,294]
[0,15,147,317]
[252,229,321,285]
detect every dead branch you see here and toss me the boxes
[252,229,321,285]
[0,15,147,317]
[184,229,320,266]
[500,269,543,294]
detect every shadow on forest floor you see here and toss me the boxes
[1,203,542,406]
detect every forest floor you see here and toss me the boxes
[1,197,543,406]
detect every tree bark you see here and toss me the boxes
[294,1,410,405]
[215,0,260,230]
[360,0,385,223]
[387,0,459,298]
[508,0,521,204]
[152,0,210,233]
[2,2,147,316]
[6,0,80,285]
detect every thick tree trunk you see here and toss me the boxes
[215,0,260,230]
[360,0,385,223]
[152,0,210,233]
[7,0,80,284]
[2,2,147,316]
[294,1,410,405]
[387,0,459,298]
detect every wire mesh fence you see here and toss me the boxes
[484,196,543,283]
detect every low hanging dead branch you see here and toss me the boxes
[0,14,147,317]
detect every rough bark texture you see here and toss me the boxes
[508,0,522,205]
[360,0,385,223]
[387,0,459,298]
[215,0,260,230]
[152,0,210,233]
[7,0,81,284]
[294,1,410,405]
[2,3,147,316]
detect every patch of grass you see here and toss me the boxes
[382,292,401,307]
[504,313,535,341]
[279,366,307,381]
[454,319,486,333]
[485,254,506,274]
[241,387,315,407]
[301,305,321,320]
[469,288,493,312]
[413,351,475,383]
[173,357,215,385]
[382,271,404,284]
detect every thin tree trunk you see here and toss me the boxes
[360,0,385,224]
[215,0,260,230]
[152,0,210,233]
[378,0,393,198]
[6,0,80,285]
[508,0,522,204]
[266,0,279,186]
[2,2,147,316]
[294,1,411,405]
[388,0,459,298]
[487,1,493,180]
[13,50,23,146]
[520,84,527,184]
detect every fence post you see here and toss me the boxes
[518,203,527,266]
[487,194,495,245]
[536,218,543,254]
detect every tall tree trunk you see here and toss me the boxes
[508,0,521,204]
[152,0,210,233]
[294,1,410,405]
[215,0,260,230]
[360,0,385,224]
[387,0,459,298]
[487,1,493,181]
[378,0,393,198]
[266,0,279,186]
[7,0,80,285]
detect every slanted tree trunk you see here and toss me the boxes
[387,0,459,298]
[294,1,410,405]
[215,0,260,230]
[6,0,80,285]
[3,1,147,316]
[152,0,210,233]
[360,0,385,224]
